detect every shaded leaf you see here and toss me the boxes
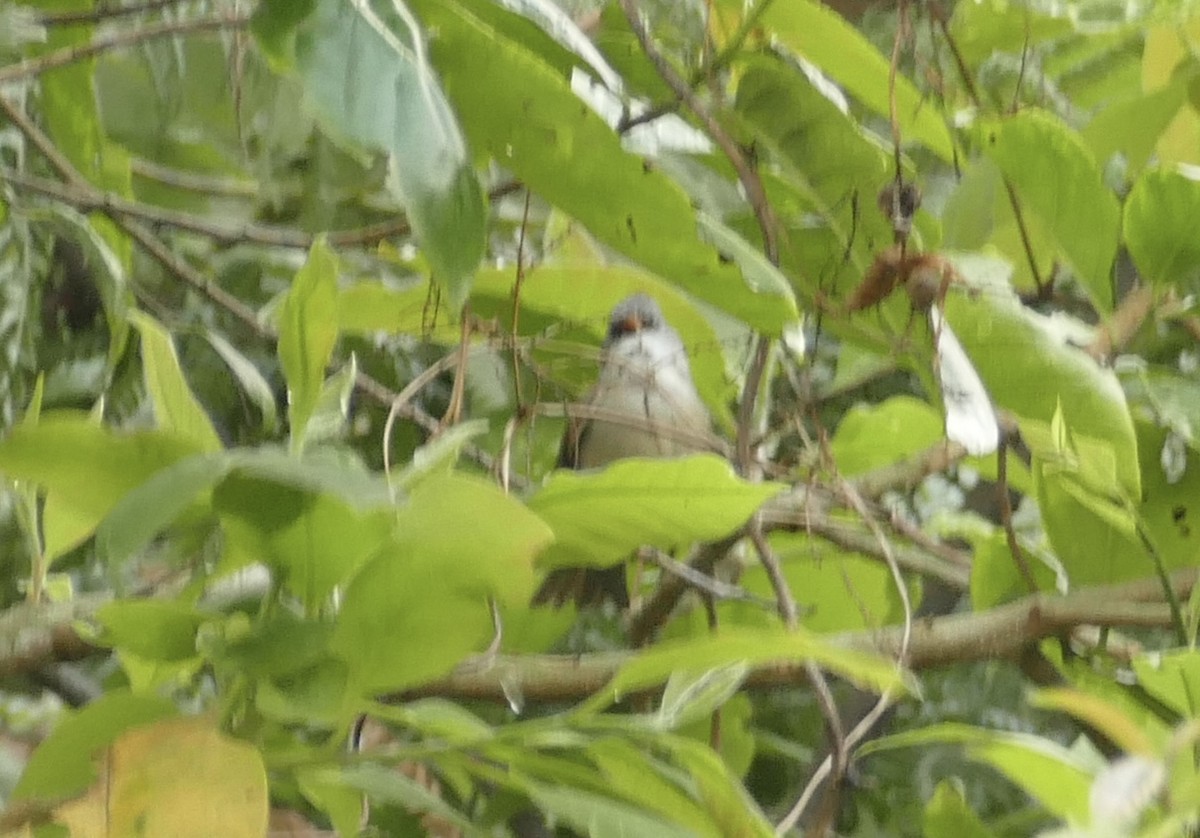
[264,0,484,303]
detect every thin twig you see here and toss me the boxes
[997,437,1039,593]
[38,0,187,26]
[130,157,258,198]
[2,167,521,249]
[382,348,463,481]
[837,477,913,659]
[749,522,797,628]
[0,12,251,85]
[639,546,770,606]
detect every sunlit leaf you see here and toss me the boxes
[278,238,339,452]
[760,0,955,162]
[529,455,785,569]
[130,310,222,452]
[981,110,1120,311]
[409,0,798,332]
[1124,167,1200,293]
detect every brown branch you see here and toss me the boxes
[410,570,1196,704]
[0,595,108,678]
[38,0,189,27]
[2,166,522,250]
[0,12,251,85]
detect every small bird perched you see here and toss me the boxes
[533,293,712,608]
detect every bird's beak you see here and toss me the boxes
[619,313,643,334]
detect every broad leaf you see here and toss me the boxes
[278,238,339,451]
[333,472,551,693]
[760,0,955,162]
[529,455,785,569]
[130,310,222,452]
[409,0,798,332]
[981,110,1120,311]
[1124,167,1200,293]
[0,417,202,560]
[255,0,484,303]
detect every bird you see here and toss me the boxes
[533,293,713,608]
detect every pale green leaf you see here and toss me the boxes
[278,238,339,451]
[274,0,485,303]
[130,310,222,453]
[204,330,280,434]
[528,455,785,569]
[409,0,797,332]
[981,110,1120,310]
[1124,167,1200,293]
[760,0,955,162]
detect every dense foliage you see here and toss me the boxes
[0,0,1199,835]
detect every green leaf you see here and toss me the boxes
[584,738,725,837]
[303,355,357,448]
[203,330,280,434]
[586,626,910,713]
[0,417,202,560]
[12,690,178,802]
[250,0,317,64]
[332,473,551,693]
[1131,649,1200,718]
[528,455,785,570]
[735,536,914,633]
[524,782,698,838]
[1124,167,1200,293]
[1082,82,1188,174]
[226,446,392,511]
[273,0,485,303]
[130,311,222,452]
[316,764,484,836]
[95,452,230,569]
[659,735,775,837]
[733,53,893,298]
[656,664,749,731]
[760,0,955,162]
[830,396,944,476]
[861,723,1094,822]
[923,780,997,838]
[981,110,1120,310]
[410,0,797,332]
[95,600,206,662]
[213,462,394,612]
[943,254,1140,498]
[206,611,335,680]
[278,238,339,452]
[256,657,351,725]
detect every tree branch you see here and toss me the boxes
[0,12,251,85]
